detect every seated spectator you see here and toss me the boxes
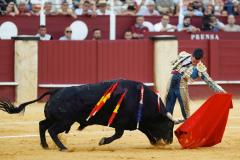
[202,14,211,30]
[4,1,19,16]
[124,30,133,40]
[202,0,224,16]
[31,4,41,16]
[202,0,223,12]
[183,1,203,17]
[221,10,228,16]
[59,1,77,18]
[224,15,240,32]
[36,25,53,40]
[96,0,110,15]
[202,4,216,30]
[75,0,96,16]
[213,0,224,16]
[46,0,61,12]
[59,27,73,40]
[155,0,174,15]
[236,2,240,15]
[120,4,137,16]
[177,16,201,32]
[113,0,124,15]
[18,1,31,16]
[209,14,225,32]
[0,0,7,15]
[233,0,240,15]
[92,28,102,40]
[137,0,160,16]
[192,0,204,13]
[30,0,41,16]
[154,14,177,32]
[202,14,224,32]
[224,0,234,15]
[203,3,215,16]
[131,15,149,39]
[202,0,213,9]
[44,1,58,15]
[174,0,190,16]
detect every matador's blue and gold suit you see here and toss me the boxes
[165,51,225,120]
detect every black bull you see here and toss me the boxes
[0,79,174,151]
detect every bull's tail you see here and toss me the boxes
[0,89,58,114]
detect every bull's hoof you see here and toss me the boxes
[99,138,106,146]
[150,141,157,145]
[41,143,49,149]
[77,125,87,131]
[60,148,68,152]
[77,126,84,131]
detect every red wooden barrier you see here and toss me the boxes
[37,39,240,99]
[187,40,240,99]
[209,40,240,80]
[38,40,98,84]
[97,40,153,82]
[38,40,154,97]
[189,84,240,99]
[0,40,15,100]
[0,39,239,100]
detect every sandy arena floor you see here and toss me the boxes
[0,99,240,160]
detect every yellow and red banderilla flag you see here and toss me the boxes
[108,90,128,127]
[86,82,119,121]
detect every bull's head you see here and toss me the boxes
[139,113,174,146]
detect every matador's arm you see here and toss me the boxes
[197,62,226,93]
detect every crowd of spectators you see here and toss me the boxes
[1,0,240,40]
[34,13,239,41]
[35,25,104,40]
[1,0,240,17]
[129,13,240,36]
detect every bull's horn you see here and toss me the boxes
[166,112,179,124]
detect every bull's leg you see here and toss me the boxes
[77,124,87,131]
[139,128,157,145]
[99,128,124,146]
[48,122,70,151]
[39,119,53,149]
[77,121,88,131]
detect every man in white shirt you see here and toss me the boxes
[155,0,174,15]
[59,27,73,40]
[224,15,240,32]
[36,25,52,40]
[154,14,177,32]
[137,0,160,16]
[75,0,95,16]
[96,0,110,15]
[177,16,200,32]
